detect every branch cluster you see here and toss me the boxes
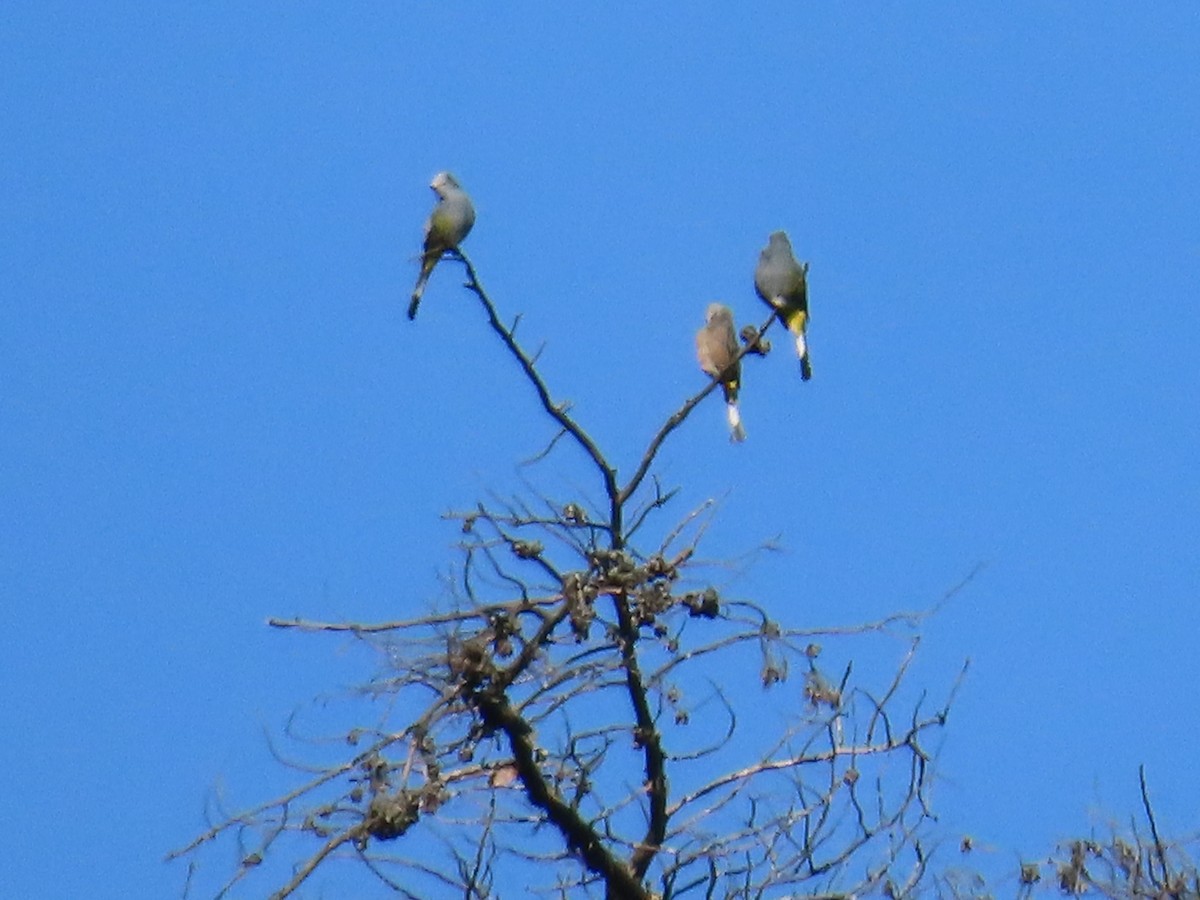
[173,252,962,900]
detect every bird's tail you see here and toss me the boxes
[782,309,812,381]
[407,255,437,320]
[726,401,746,443]
[407,287,424,320]
[798,347,812,381]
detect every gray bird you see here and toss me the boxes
[696,303,747,442]
[408,172,475,320]
[754,231,811,380]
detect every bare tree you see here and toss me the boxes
[937,766,1200,900]
[169,248,969,899]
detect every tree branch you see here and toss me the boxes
[1140,764,1173,893]
[472,686,650,900]
[455,251,619,510]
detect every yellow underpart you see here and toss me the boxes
[783,308,808,336]
[720,375,740,405]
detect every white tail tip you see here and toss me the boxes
[726,402,746,442]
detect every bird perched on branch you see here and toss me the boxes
[754,231,811,380]
[696,303,747,442]
[408,172,475,320]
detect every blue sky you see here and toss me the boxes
[2,3,1198,897]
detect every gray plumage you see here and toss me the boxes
[696,303,747,442]
[754,230,812,380]
[408,172,475,320]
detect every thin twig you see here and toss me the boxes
[455,251,619,511]
[1140,764,1173,891]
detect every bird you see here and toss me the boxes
[754,231,811,380]
[696,303,747,442]
[408,172,476,320]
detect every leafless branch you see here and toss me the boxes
[175,244,974,900]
